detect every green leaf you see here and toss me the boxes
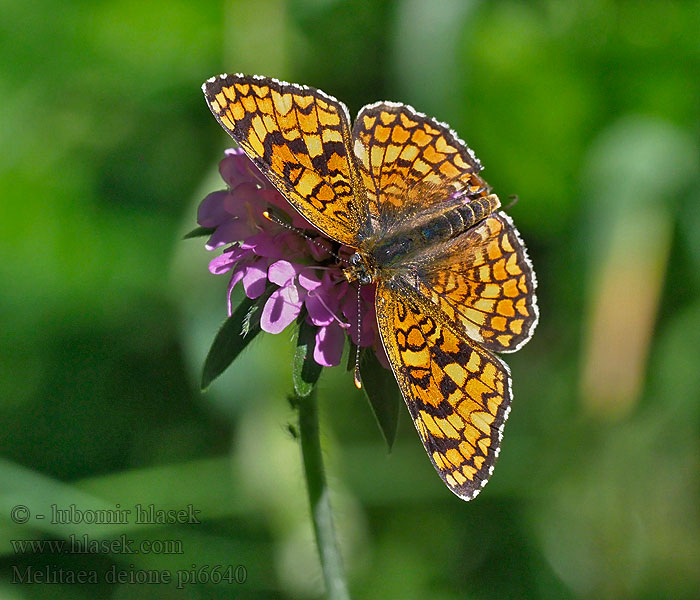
[293,320,323,398]
[242,287,272,337]
[183,226,216,239]
[360,348,401,451]
[201,293,266,390]
[345,339,358,372]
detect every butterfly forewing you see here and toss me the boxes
[352,102,486,232]
[375,281,512,500]
[202,74,364,245]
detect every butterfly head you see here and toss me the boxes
[343,252,374,286]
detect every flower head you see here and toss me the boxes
[198,148,382,368]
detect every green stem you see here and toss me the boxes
[296,389,351,600]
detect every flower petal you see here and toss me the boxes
[262,189,312,228]
[206,219,256,249]
[224,181,265,217]
[242,261,269,299]
[305,282,343,327]
[261,285,302,334]
[357,305,377,346]
[313,323,345,367]
[308,238,332,261]
[342,286,377,346]
[241,232,286,258]
[208,246,247,274]
[198,190,232,228]
[298,270,322,291]
[268,260,300,287]
[305,294,333,326]
[230,263,246,288]
[219,149,256,186]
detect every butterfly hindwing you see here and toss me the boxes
[415,213,539,353]
[203,74,365,245]
[375,280,512,500]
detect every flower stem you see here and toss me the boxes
[295,388,351,600]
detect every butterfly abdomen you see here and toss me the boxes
[446,194,500,236]
[370,194,500,268]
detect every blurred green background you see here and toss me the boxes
[1,0,699,598]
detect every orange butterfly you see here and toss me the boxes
[203,74,538,500]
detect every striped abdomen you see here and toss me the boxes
[370,194,500,268]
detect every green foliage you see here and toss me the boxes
[183,226,216,239]
[201,286,273,390]
[293,319,323,399]
[359,348,400,451]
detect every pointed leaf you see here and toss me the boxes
[293,319,323,398]
[242,285,274,337]
[360,348,401,451]
[183,226,216,239]
[346,339,358,372]
[201,286,273,390]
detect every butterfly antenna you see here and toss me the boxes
[353,283,363,389]
[504,194,519,210]
[262,210,347,263]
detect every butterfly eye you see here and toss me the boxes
[350,253,363,266]
[359,273,372,285]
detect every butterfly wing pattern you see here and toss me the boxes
[203,74,364,245]
[351,102,485,230]
[203,74,538,500]
[415,213,538,355]
[376,281,513,499]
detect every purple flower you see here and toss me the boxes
[198,148,382,368]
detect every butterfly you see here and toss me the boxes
[202,73,538,500]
